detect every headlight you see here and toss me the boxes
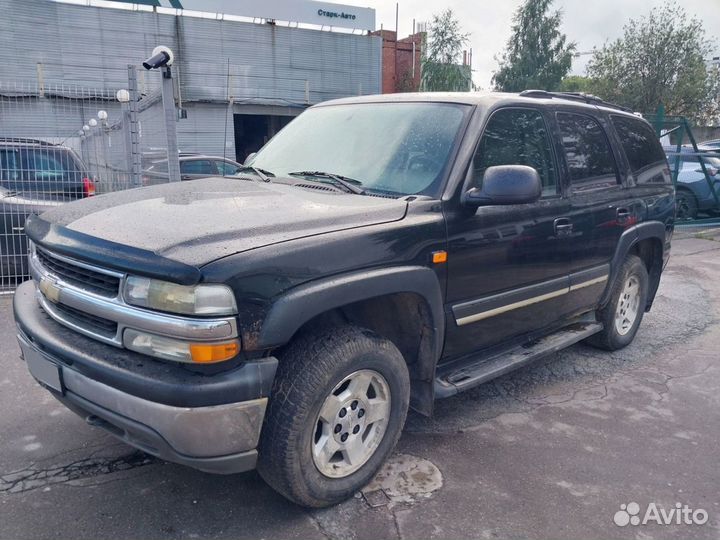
[124,276,237,316]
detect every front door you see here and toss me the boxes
[443,107,574,360]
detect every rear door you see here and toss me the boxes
[552,110,639,314]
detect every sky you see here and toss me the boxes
[345,0,720,89]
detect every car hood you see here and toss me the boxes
[38,177,408,266]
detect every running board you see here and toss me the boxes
[434,322,603,398]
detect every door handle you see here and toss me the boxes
[616,207,631,224]
[554,217,573,237]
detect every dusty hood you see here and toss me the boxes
[38,177,408,266]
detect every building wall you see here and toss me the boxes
[0,0,382,104]
[372,30,423,94]
[0,0,382,162]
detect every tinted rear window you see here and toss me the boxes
[556,112,618,188]
[611,116,666,173]
[0,147,82,185]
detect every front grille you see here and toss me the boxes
[50,301,118,338]
[36,248,120,297]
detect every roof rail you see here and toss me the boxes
[0,137,58,146]
[519,90,633,113]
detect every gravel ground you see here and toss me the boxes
[1,231,719,540]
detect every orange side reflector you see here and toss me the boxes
[190,340,240,363]
[432,250,448,264]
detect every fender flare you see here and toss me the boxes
[257,265,445,362]
[600,221,667,307]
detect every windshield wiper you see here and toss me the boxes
[236,166,274,182]
[288,171,365,194]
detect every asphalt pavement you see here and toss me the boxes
[1,230,719,540]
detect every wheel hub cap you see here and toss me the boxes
[614,275,640,336]
[312,369,391,478]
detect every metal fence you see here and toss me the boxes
[0,66,177,291]
[648,115,720,227]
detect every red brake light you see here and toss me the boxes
[82,177,96,197]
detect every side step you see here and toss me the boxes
[434,322,603,398]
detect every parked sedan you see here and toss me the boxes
[142,154,244,185]
[665,147,720,219]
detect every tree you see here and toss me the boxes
[492,0,575,92]
[558,75,591,93]
[586,4,720,123]
[421,9,472,92]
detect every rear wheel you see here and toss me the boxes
[586,254,648,351]
[675,189,698,220]
[258,324,410,507]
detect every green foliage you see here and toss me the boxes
[492,0,575,92]
[586,3,720,123]
[421,9,472,92]
[558,75,591,93]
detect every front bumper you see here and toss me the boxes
[14,280,277,474]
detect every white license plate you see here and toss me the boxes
[19,337,63,393]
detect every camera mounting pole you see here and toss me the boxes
[143,46,181,183]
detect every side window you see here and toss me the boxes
[473,108,558,197]
[0,149,20,183]
[180,160,215,175]
[556,112,618,190]
[611,115,669,185]
[216,161,241,175]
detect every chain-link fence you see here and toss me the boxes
[0,66,178,291]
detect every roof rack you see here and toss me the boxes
[518,90,634,113]
[0,137,58,146]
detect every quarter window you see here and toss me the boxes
[473,108,558,196]
[216,161,241,175]
[556,112,618,188]
[611,116,666,173]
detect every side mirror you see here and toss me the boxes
[243,152,257,166]
[463,165,542,206]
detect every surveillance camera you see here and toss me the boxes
[142,45,174,70]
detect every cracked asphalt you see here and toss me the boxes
[1,230,719,540]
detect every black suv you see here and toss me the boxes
[1,139,93,280]
[14,92,674,507]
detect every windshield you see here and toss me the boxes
[248,102,469,196]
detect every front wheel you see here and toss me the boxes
[258,325,410,507]
[586,254,649,351]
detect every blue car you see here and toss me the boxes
[665,147,720,219]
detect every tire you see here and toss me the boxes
[675,189,698,220]
[257,324,410,507]
[586,254,649,351]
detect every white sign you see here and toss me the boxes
[137,0,375,30]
